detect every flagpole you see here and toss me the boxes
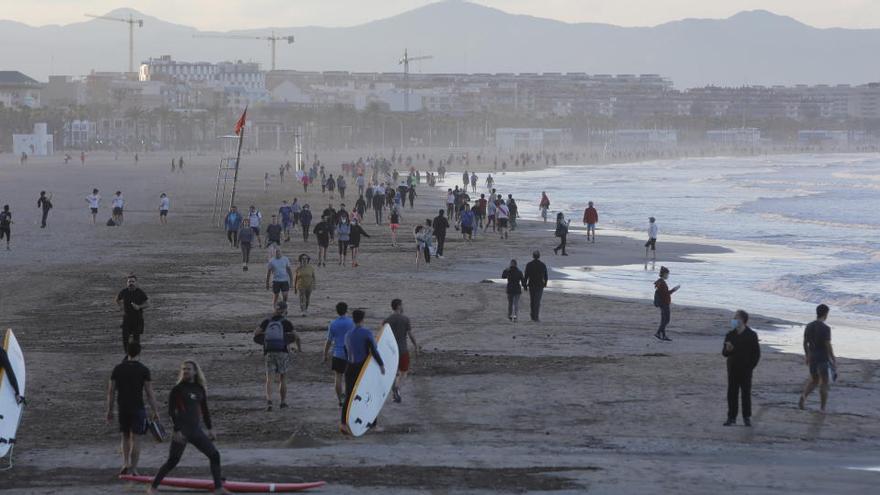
[229,110,246,211]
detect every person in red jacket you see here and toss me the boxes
[653,266,680,341]
[583,201,598,243]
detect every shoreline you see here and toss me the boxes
[1,151,879,493]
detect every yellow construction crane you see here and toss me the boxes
[193,31,295,71]
[85,13,144,73]
[399,49,433,112]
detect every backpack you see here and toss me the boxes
[106,218,116,227]
[653,280,663,307]
[264,319,287,352]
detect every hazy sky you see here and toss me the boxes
[2,0,878,30]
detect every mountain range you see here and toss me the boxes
[1,0,878,88]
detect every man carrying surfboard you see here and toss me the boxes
[383,299,419,404]
[106,342,160,476]
[340,310,385,435]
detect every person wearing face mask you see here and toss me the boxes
[652,266,680,341]
[722,310,761,426]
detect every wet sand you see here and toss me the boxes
[1,151,879,494]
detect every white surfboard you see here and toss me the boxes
[345,324,399,437]
[1,328,25,459]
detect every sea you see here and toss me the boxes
[494,153,880,359]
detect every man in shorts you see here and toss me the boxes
[255,302,300,411]
[799,304,836,413]
[312,216,332,267]
[459,204,475,242]
[496,200,510,240]
[0,205,12,250]
[159,193,169,225]
[106,342,160,476]
[115,274,149,352]
[383,299,419,403]
[86,188,101,224]
[323,302,355,407]
[265,214,283,259]
[266,248,293,307]
[112,191,125,226]
[583,201,599,243]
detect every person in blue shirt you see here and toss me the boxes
[278,201,294,242]
[340,309,385,435]
[224,206,242,247]
[458,204,476,242]
[323,302,355,407]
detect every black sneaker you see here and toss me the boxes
[279,402,288,409]
[723,419,735,426]
[661,335,673,342]
[392,387,402,403]
[653,332,663,341]
[266,401,273,411]
[744,418,751,427]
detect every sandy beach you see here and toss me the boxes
[1,151,879,494]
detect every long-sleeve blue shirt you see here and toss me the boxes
[344,326,384,366]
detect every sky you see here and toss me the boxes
[1,0,878,30]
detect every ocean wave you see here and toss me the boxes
[758,270,880,316]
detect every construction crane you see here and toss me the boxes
[85,13,144,73]
[399,49,433,112]
[193,31,295,71]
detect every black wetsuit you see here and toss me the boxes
[0,347,21,398]
[152,381,222,489]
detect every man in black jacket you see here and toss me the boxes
[523,250,548,322]
[432,210,449,258]
[722,309,761,426]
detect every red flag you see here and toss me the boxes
[234,106,248,135]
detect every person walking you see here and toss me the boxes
[501,259,527,322]
[523,250,549,322]
[86,188,101,225]
[553,212,570,256]
[266,248,293,307]
[432,209,449,258]
[339,309,385,435]
[37,191,53,228]
[115,274,150,353]
[148,361,230,495]
[294,254,316,316]
[248,206,263,248]
[254,302,301,411]
[0,205,12,250]
[312,216,332,267]
[111,191,125,226]
[106,342,160,476]
[265,215,283,259]
[653,266,680,341]
[337,216,352,266]
[278,200,294,242]
[583,201,599,243]
[799,304,836,413]
[645,217,659,262]
[722,310,761,426]
[224,206,242,248]
[349,218,370,268]
[323,302,354,407]
[238,219,254,271]
[159,193,170,225]
[496,200,510,240]
[539,192,550,223]
[383,299,419,403]
[300,205,313,242]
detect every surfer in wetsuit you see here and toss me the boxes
[339,310,385,435]
[149,361,230,495]
[0,346,23,404]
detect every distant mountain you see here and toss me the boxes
[1,1,879,88]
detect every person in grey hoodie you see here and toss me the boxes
[337,217,352,266]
